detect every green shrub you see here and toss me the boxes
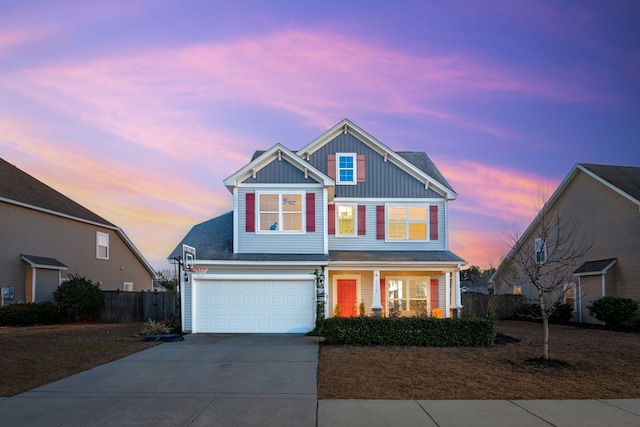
[514,302,574,324]
[53,274,104,321]
[313,316,496,347]
[0,302,62,326]
[586,296,639,328]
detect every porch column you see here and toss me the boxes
[445,272,451,318]
[455,270,462,318]
[323,268,330,319]
[372,270,382,316]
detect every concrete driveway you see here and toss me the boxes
[0,334,319,426]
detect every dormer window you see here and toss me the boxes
[336,153,357,185]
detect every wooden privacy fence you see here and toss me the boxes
[99,291,178,323]
[461,294,524,319]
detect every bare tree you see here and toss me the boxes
[498,189,591,360]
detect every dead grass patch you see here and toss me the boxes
[318,320,640,399]
[0,322,155,397]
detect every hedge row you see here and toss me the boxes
[313,316,497,346]
[0,302,62,326]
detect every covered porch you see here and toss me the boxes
[325,251,465,319]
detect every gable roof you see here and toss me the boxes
[573,258,617,277]
[491,163,639,282]
[223,143,333,191]
[579,164,640,205]
[0,157,155,277]
[297,119,457,200]
[0,157,114,226]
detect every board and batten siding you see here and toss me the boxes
[236,187,325,254]
[0,202,153,303]
[307,133,444,199]
[328,199,446,251]
[242,157,317,184]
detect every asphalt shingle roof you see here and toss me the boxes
[574,258,617,275]
[0,158,114,226]
[580,164,640,203]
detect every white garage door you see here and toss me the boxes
[194,280,315,333]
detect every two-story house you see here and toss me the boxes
[0,157,155,305]
[169,119,465,333]
[491,163,640,324]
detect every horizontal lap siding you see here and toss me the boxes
[328,200,446,251]
[0,203,153,304]
[237,188,325,254]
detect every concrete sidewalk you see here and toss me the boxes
[318,399,640,426]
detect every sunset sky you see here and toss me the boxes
[1,1,638,272]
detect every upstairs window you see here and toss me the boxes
[336,153,357,185]
[96,231,109,259]
[336,204,356,236]
[387,205,428,241]
[258,193,303,232]
[535,238,547,264]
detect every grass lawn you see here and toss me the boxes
[318,320,640,400]
[0,322,155,397]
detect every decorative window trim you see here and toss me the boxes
[96,231,109,260]
[535,238,547,264]
[385,204,430,242]
[255,191,306,233]
[335,153,357,185]
[335,203,357,237]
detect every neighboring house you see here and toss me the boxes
[0,158,155,305]
[169,119,466,333]
[491,163,640,324]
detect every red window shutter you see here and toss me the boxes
[328,204,335,235]
[430,279,439,309]
[327,154,336,179]
[306,193,315,232]
[245,193,255,232]
[357,154,366,182]
[357,205,366,235]
[376,205,385,240]
[380,279,386,312]
[430,205,438,240]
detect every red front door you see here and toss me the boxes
[337,279,357,317]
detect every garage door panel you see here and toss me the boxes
[195,280,314,333]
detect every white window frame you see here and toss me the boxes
[335,153,357,185]
[535,238,547,264]
[386,276,431,315]
[564,283,576,312]
[385,204,429,242]
[335,203,357,237]
[96,231,109,260]
[255,191,305,233]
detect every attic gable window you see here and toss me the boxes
[257,192,304,232]
[535,238,547,264]
[336,153,357,185]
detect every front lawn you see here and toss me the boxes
[318,320,640,399]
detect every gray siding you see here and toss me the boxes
[242,158,319,184]
[35,268,58,303]
[307,133,443,199]
[236,187,325,254]
[0,202,153,304]
[328,200,446,251]
[182,279,192,331]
